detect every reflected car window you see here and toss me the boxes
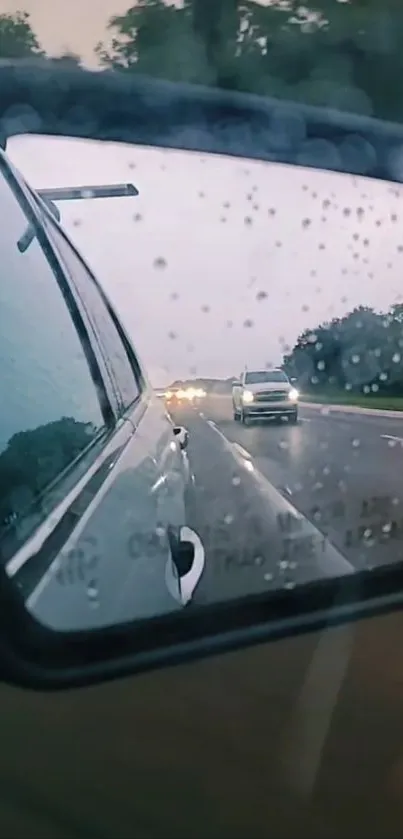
[46,220,141,414]
[0,167,105,537]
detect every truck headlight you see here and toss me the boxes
[242,390,254,403]
[289,388,299,401]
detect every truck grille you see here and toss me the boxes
[254,390,289,402]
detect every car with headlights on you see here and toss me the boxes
[232,368,299,424]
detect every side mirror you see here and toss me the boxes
[173,426,189,451]
[232,379,241,387]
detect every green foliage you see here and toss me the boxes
[283,303,403,397]
[96,0,403,121]
[0,10,44,59]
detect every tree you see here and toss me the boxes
[50,50,82,68]
[95,0,208,83]
[94,0,403,121]
[0,10,44,59]
[283,302,403,397]
[0,418,97,529]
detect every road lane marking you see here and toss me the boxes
[381,434,403,444]
[232,442,252,460]
[203,418,354,578]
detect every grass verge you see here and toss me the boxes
[301,392,403,411]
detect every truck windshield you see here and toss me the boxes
[245,370,288,384]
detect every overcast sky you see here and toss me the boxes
[7,133,403,387]
[0,0,132,66]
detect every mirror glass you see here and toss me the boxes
[4,132,403,632]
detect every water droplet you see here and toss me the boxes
[87,580,99,608]
[244,216,253,225]
[154,257,167,269]
[133,212,142,222]
[224,514,234,525]
[352,354,360,364]
[256,290,268,301]
[393,352,401,363]
[232,476,241,486]
[352,438,360,448]
[243,318,253,328]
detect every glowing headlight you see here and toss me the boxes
[242,390,254,403]
[289,388,299,401]
[165,390,173,399]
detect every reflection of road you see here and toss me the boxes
[171,396,403,605]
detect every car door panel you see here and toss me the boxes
[0,170,183,630]
[23,401,182,632]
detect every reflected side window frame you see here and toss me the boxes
[0,152,118,560]
[38,207,145,418]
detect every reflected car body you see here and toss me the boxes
[0,149,205,632]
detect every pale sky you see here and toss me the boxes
[0,0,132,66]
[7,133,403,386]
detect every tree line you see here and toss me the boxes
[5,1,403,123]
[282,303,403,396]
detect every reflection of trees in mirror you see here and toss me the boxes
[283,303,403,410]
[0,417,97,534]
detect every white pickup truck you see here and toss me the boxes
[232,368,299,425]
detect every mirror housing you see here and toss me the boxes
[232,379,241,387]
[173,426,189,451]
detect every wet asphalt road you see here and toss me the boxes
[170,396,403,605]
